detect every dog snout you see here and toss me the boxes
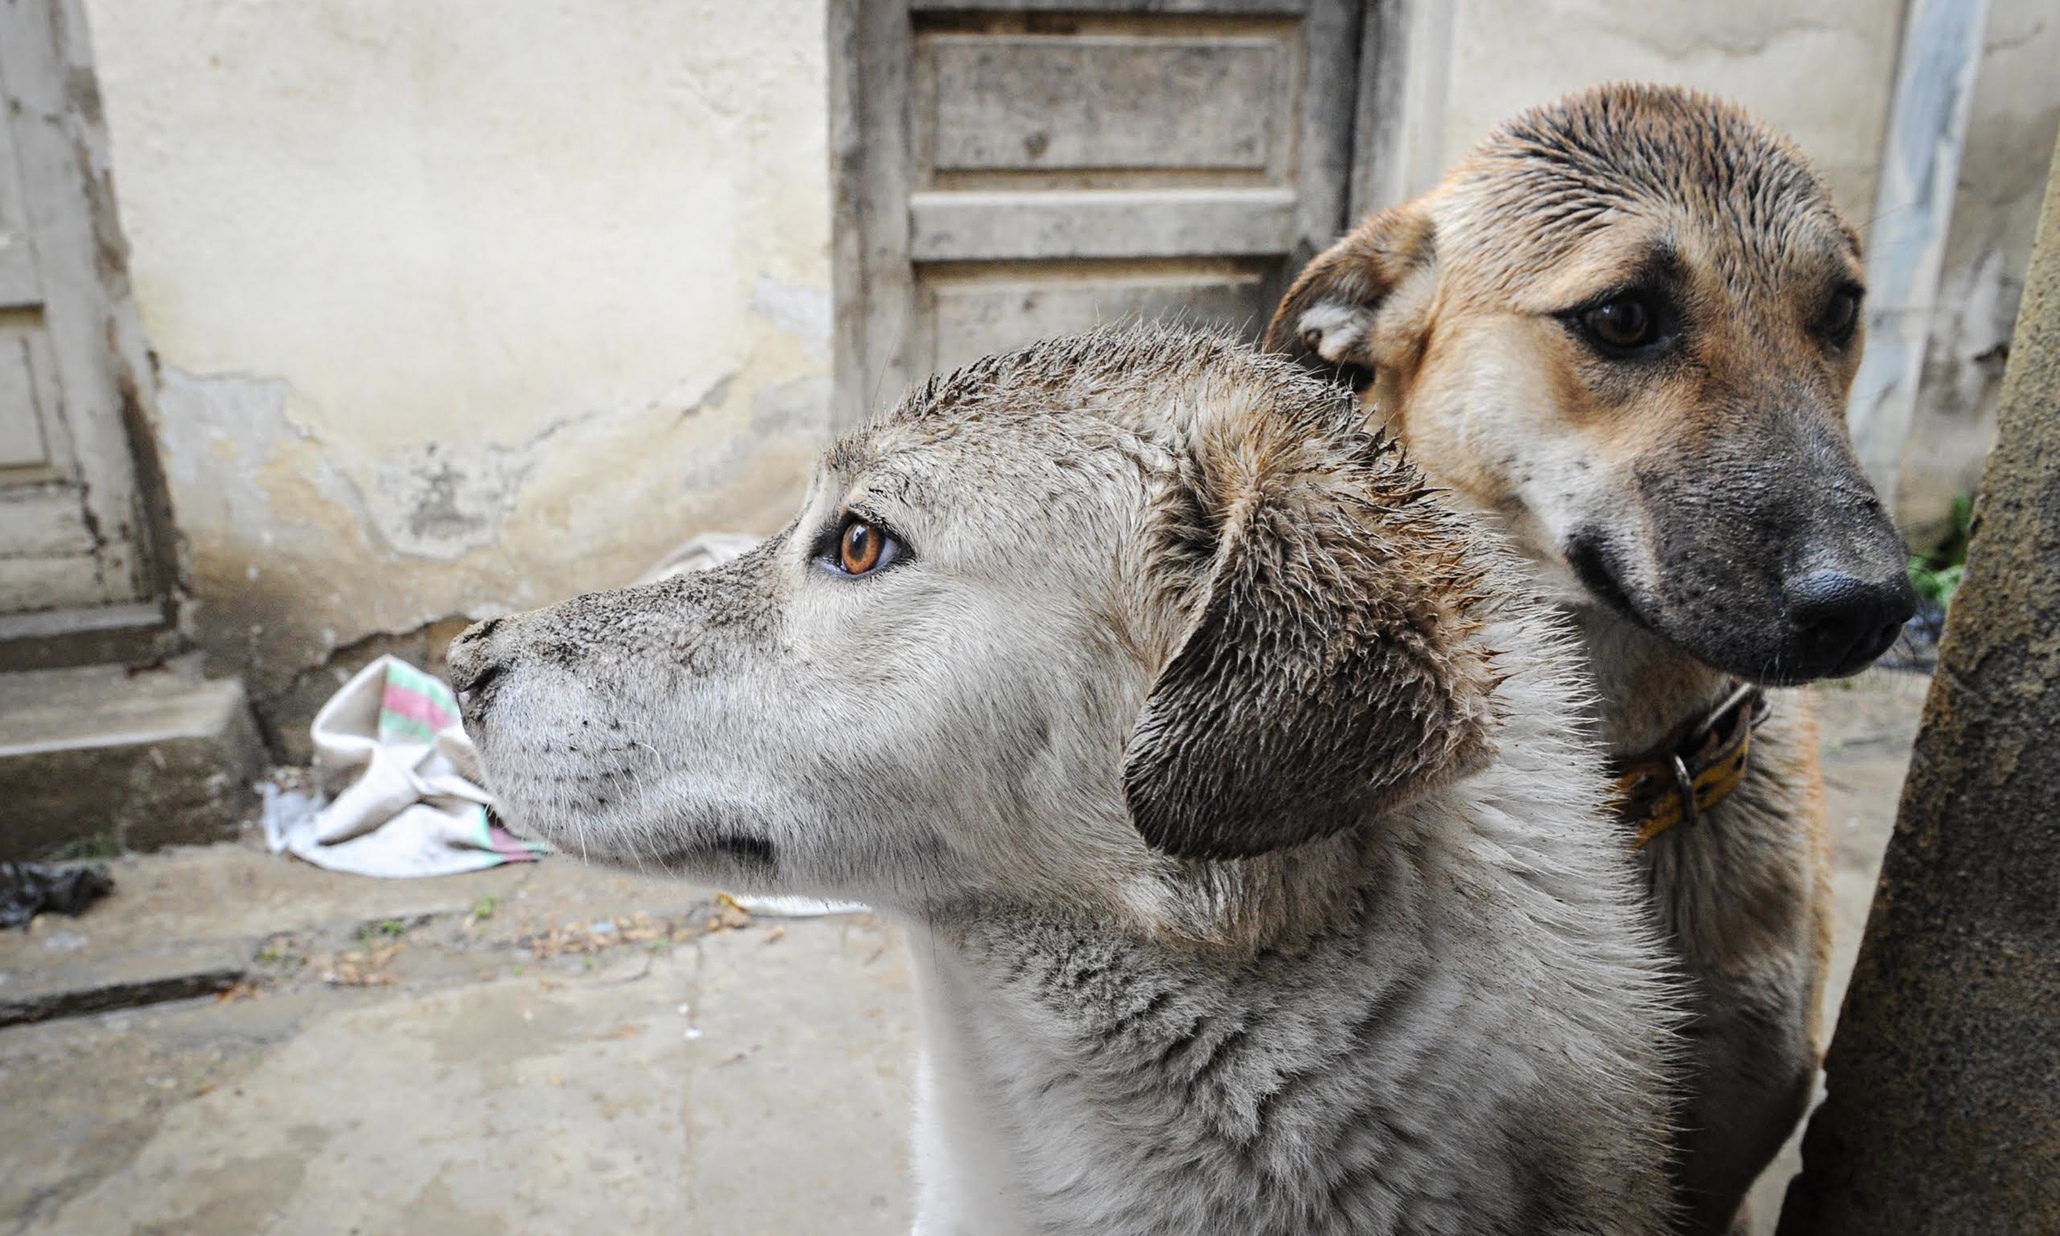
[447,617,506,709]
[1784,568,1917,677]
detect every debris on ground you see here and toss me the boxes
[322,941,405,987]
[0,861,114,930]
[523,902,748,962]
[710,893,753,931]
[727,893,870,917]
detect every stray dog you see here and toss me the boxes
[1266,84,1916,1233]
[450,329,1680,1235]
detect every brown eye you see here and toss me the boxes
[817,513,906,577]
[1581,294,1659,350]
[1818,286,1862,344]
[840,520,882,574]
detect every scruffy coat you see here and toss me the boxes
[451,328,1681,1235]
[1267,85,1915,1233]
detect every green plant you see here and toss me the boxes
[41,833,121,862]
[1908,559,1963,606]
[1908,491,1974,609]
[356,918,409,944]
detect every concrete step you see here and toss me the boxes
[0,658,264,859]
[0,601,181,672]
[0,935,250,1027]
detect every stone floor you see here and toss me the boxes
[0,668,1934,1236]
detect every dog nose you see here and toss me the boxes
[1785,569,1917,677]
[446,618,505,705]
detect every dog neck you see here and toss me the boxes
[1562,600,1741,757]
[1357,416,1744,760]
[896,779,1672,1236]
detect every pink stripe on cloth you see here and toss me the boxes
[487,827,546,862]
[382,681,457,732]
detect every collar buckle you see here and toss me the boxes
[1614,682,1768,851]
[1669,752,1699,831]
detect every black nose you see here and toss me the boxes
[1785,569,1918,677]
[446,618,505,704]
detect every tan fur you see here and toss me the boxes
[1266,84,1915,1234]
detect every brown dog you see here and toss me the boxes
[1266,84,1915,1234]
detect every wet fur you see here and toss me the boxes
[1267,85,1905,1233]
[452,329,1680,1235]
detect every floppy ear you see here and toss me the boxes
[1264,205,1437,387]
[1122,395,1500,860]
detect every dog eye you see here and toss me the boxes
[1581,294,1660,350]
[1817,286,1863,345]
[832,517,900,576]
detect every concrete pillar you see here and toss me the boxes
[1779,138,2060,1233]
[1844,0,1990,513]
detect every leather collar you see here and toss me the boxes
[1609,682,1770,850]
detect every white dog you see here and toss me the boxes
[450,328,1680,1235]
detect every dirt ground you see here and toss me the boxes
[0,667,1933,1235]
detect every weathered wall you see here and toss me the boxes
[73,0,2056,744]
[1436,0,1906,227]
[81,1,832,742]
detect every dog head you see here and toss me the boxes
[1268,83,1914,684]
[449,330,1511,921]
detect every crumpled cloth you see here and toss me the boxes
[266,655,546,878]
[636,530,764,584]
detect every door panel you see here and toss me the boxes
[923,257,1273,373]
[908,187,1298,260]
[0,329,54,470]
[925,36,1286,175]
[0,0,152,613]
[833,0,1362,428]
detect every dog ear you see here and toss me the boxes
[1265,205,1437,386]
[1122,395,1500,860]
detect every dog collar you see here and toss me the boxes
[1609,682,1770,851]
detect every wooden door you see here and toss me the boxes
[831,0,1365,428]
[0,0,158,616]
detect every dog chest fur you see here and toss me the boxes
[899,634,1676,1236]
[906,809,1669,1236]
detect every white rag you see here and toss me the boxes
[264,532,868,913]
[266,655,546,878]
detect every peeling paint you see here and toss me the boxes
[151,352,826,739]
[370,442,531,560]
[673,374,830,494]
[680,372,736,420]
[80,0,837,744]
[154,366,362,551]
